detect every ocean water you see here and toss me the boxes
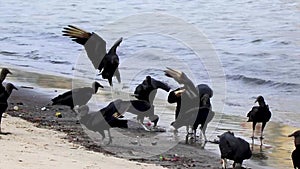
[0,0,300,168]
[1,0,299,126]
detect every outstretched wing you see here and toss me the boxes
[164,67,198,98]
[62,25,92,45]
[288,130,300,137]
[51,90,72,104]
[114,68,121,83]
[63,25,107,70]
[108,37,123,55]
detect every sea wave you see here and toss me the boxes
[0,51,19,56]
[226,74,300,89]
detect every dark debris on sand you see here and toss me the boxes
[6,88,221,169]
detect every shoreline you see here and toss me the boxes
[4,68,222,169]
[2,67,297,168]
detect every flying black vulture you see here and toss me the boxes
[165,68,214,143]
[218,131,252,169]
[0,68,12,94]
[134,76,171,104]
[52,82,103,109]
[0,83,18,134]
[62,25,122,86]
[247,95,272,144]
[288,130,300,169]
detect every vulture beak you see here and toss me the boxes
[174,89,186,96]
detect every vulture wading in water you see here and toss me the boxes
[52,82,103,109]
[247,95,271,146]
[0,83,18,134]
[288,130,300,169]
[164,67,214,143]
[62,25,122,86]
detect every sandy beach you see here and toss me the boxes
[1,67,222,169]
[0,115,165,169]
[0,67,297,169]
[1,0,299,168]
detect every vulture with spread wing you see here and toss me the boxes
[164,68,214,143]
[62,25,122,86]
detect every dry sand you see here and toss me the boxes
[0,114,165,169]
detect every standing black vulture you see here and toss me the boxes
[134,76,171,104]
[110,99,158,128]
[77,103,128,145]
[247,95,272,145]
[218,131,252,169]
[0,68,12,94]
[0,83,18,134]
[165,68,214,143]
[192,93,213,142]
[52,82,103,109]
[288,130,300,169]
[62,25,122,86]
[104,99,158,128]
[77,99,158,144]
[133,75,170,126]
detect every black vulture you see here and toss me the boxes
[165,68,214,143]
[52,82,103,109]
[62,25,122,86]
[111,99,158,127]
[133,75,170,126]
[288,130,300,169]
[134,76,171,104]
[103,99,158,128]
[0,83,18,134]
[192,93,213,142]
[77,99,158,144]
[77,103,128,145]
[218,131,252,169]
[246,95,272,145]
[0,68,12,94]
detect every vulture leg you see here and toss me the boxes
[252,121,257,139]
[185,126,189,144]
[221,158,227,169]
[107,129,112,145]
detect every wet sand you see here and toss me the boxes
[2,67,298,169]
[5,83,222,169]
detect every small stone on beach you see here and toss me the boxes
[13,106,19,111]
